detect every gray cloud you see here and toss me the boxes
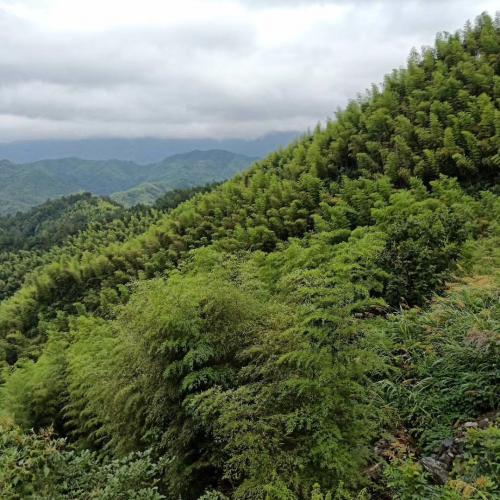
[0,0,497,141]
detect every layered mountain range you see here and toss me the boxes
[0,149,256,214]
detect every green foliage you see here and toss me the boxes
[0,185,214,303]
[81,266,285,496]
[0,193,120,252]
[374,177,477,305]
[452,425,500,494]
[384,425,500,499]
[0,419,165,499]
[379,234,499,498]
[0,333,68,431]
[0,12,499,499]
[382,258,499,451]
[384,460,435,500]
[65,316,119,448]
[151,183,219,211]
[58,243,388,498]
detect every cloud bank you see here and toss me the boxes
[0,0,497,141]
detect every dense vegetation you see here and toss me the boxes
[0,186,214,302]
[0,14,498,499]
[0,193,122,252]
[0,150,254,214]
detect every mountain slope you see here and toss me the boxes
[0,193,121,253]
[111,149,256,206]
[0,158,139,214]
[0,185,216,303]
[0,150,256,214]
[0,13,498,500]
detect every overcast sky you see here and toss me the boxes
[0,0,497,142]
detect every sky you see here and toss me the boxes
[0,0,497,142]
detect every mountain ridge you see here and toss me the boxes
[0,131,299,164]
[0,149,257,214]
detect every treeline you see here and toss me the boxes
[0,13,498,499]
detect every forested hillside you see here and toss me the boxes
[0,14,498,499]
[110,150,255,206]
[0,150,254,214]
[0,193,122,252]
[0,186,213,302]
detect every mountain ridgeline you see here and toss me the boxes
[0,131,299,164]
[0,149,256,214]
[0,14,499,499]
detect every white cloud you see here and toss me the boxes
[0,0,497,141]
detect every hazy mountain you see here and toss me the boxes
[0,132,299,164]
[0,149,256,214]
[111,149,257,206]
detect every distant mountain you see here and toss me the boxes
[0,132,299,164]
[0,157,141,214]
[111,149,257,206]
[0,149,256,214]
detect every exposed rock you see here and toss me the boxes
[438,452,454,468]
[421,457,448,484]
[478,418,489,429]
[441,438,454,449]
[464,421,478,429]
